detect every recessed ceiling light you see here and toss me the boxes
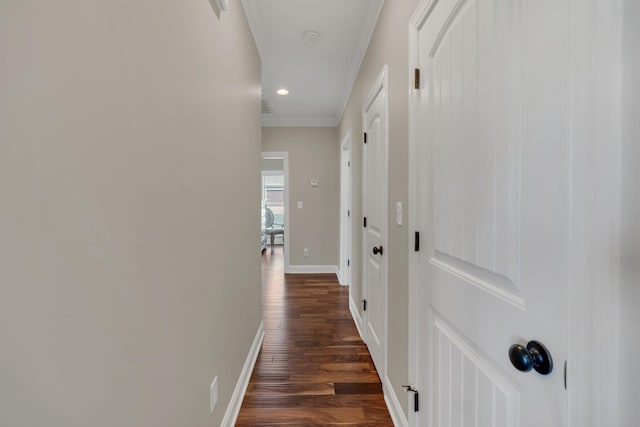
[276,89,290,96]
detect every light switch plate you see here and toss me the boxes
[396,202,403,226]
[210,377,218,414]
[297,201,303,209]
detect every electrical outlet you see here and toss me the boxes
[303,248,309,257]
[210,377,218,414]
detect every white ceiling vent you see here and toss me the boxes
[261,98,273,114]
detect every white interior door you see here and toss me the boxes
[362,66,389,378]
[340,131,353,286]
[410,0,572,425]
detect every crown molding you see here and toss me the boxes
[262,116,338,128]
[336,0,385,124]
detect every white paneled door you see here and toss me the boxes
[362,66,389,380]
[410,0,572,425]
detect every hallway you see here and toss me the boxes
[236,247,393,426]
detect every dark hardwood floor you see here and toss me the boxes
[236,246,393,426]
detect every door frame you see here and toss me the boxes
[407,1,622,425]
[407,7,425,424]
[339,129,353,286]
[361,64,390,381]
[261,151,290,272]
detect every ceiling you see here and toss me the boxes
[241,0,384,127]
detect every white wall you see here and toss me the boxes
[0,2,262,426]
[619,0,640,424]
[262,127,340,268]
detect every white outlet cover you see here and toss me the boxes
[210,377,218,414]
[310,179,319,187]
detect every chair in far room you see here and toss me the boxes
[264,207,284,250]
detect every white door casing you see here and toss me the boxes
[362,66,389,380]
[340,130,353,286]
[407,0,584,425]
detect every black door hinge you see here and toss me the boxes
[414,231,420,252]
[414,68,421,90]
[402,385,419,412]
[348,161,351,167]
[348,210,350,217]
[361,299,367,311]
[363,217,367,228]
[347,259,350,267]
[363,132,368,144]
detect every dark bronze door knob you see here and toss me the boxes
[509,340,553,375]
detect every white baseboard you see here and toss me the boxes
[349,295,364,340]
[285,264,339,275]
[221,321,264,427]
[383,376,408,427]
[337,267,349,286]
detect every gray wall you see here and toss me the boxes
[262,127,340,267]
[338,0,420,417]
[0,2,262,426]
[619,0,640,424]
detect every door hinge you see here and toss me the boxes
[414,68,421,90]
[361,299,367,311]
[414,231,420,252]
[564,360,567,390]
[348,161,351,167]
[363,217,367,228]
[348,210,350,217]
[363,132,368,144]
[347,259,350,267]
[402,385,419,412]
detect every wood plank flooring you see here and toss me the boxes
[237,246,393,426]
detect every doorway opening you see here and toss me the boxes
[262,172,284,247]
[261,152,290,276]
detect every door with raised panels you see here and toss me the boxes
[362,66,389,379]
[411,0,571,425]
